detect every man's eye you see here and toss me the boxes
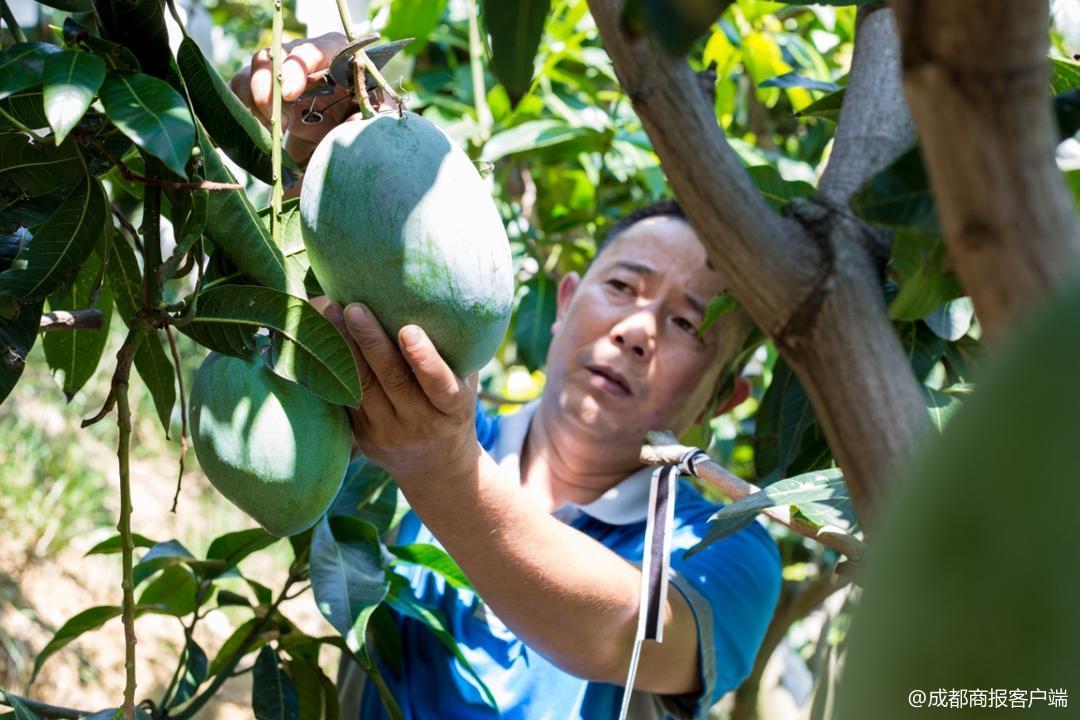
[674,317,699,335]
[606,279,633,293]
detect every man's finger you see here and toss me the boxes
[344,304,419,410]
[398,325,468,416]
[318,299,394,418]
[250,33,347,110]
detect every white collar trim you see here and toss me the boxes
[491,400,653,526]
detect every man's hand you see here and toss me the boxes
[311,297,481,487]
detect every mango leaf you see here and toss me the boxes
[482,0,551,105]
[91,0,171,80]
[105,233,142,323]
[208,618,269,677]
[183,285,361,406]
[887,230,961,321]
[37,0,93,11]
[923,297,974,341]
[133,328,177,436]
[513,272,557,372]
[384,0,449,56]
[253,646,299,720]
[329,455,403,533]
[0,134,84,197]
[797,86,844,122]
[698,293,739,336]
[754,358,820,484]
[626,0,735,56]
[289,656,329,720]
[85,532,156,555]
[1054,90,1080,140]
[853,146,937,234]
[31,605,122,681]
[176,39,295,186]
[0,89,47,130]
[137,565,200,616]
[0,177,107,303]
[42,50,106,144]
[310,515,388,654]
[0,692,42,720]
[133,539,195,586]
[760,71,841,93]
[1050,57,1080,95]
[388,543,471,590]
[0,43,60,101]
[924,386,961,433]
[900,320,946,383]
[42,246,113,400]
[0,300,43,406]
[386,574,497,710]
[160,187,207,281]
[481,119,593,162]
[169,640,208,708]
[206,528,280,572]
[99,71,195,178]
[199,136,304,294]
[941,335,982,385]
[746,165,815,211]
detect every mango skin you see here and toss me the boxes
[299,111,514,377]
[189,352,352,537]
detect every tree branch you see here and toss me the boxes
[38,309,104,332]
[890,0,1080,340]
[587,0,931,528]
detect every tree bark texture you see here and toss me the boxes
[891,0,1080,341]
[585,0,930,528]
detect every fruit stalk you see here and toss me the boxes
[332,0,399,117]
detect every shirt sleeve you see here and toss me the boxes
[663,506,783,718]
[474,398,500,452]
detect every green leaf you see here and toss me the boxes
[329,456,403,533]
[91,0,171,80]
[37,0,94,11]
[133,539,195,586]
[32,605,122,681]
[133,328,177,436]
[168,639,208,707]
[481,119,593,162]
[206,528,281,572]
[0,89,48,129]
[0,300,43,406]
[384,0,449,56]
[0,134,84,197]
[635,0,735,56]
[160,187,208,281]
[85,532,156,555]
[753,358,821,483]
[42,246,113,400]
[1054,90,1080,140]
[0,43,60,101]
[99,71,195,178]
[183,285,361,406]
[0,692,42,720]
[923,297,974,341]
[699,293,739,336]
[901,320,946,383]
[288,657,329,720]
[760,71,840,92]
[137,564,200,616]
[106,233,142,324]
[252,646,299,720]
[1050,57,1080,95]
[0,177,107,303]
[386,574,497,710]
[797,86,844,122]
[388,543,471,590]
[924,386,960,433]
[482,0,551,105]
[853,146,937,234]
[513,272,557,372]
[176,39,296,186]
[887,230,961,321]
[208,618,269,677]
[309,515,389,654]
[746,165,815,212]
[42,50,106,144]
[198,136,304,295]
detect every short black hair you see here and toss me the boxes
[597,199,687,255]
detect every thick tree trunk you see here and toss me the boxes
[586,0,930,528]
[891,0,1080,340]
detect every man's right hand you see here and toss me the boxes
[230,32,357,166]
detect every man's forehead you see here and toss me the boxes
[591,216,725,285]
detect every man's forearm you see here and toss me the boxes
[397,448,701,694]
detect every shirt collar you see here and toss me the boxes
[491,400,653,526]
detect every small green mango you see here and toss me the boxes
[189,352,352,537]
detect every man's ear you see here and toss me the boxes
[550,271,581,336]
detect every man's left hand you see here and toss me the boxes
[312,297,481,487]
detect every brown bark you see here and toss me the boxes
[891,0,1080,340]
[586,0,930,528]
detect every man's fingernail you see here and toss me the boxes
[345,305,366,328]
[401,326,421,348]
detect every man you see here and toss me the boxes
[235,34,781,719]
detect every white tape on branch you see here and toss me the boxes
[618,463,679,720]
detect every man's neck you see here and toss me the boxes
[518,399,642,512]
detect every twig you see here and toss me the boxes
[270,0,285,248]
[112,204,144,254]
[141,175,163,310]
[641,431,866,560]
[0,0,27,44]
[79,132,240,191]
[82,387,116,427]
[39,309,104,332]
[166,326,188,513]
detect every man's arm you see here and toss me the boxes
[315,298,703,695]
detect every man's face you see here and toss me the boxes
[543,216,730,442]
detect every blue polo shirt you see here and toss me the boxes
[343,401,782,719]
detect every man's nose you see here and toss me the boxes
[611,312,656,360]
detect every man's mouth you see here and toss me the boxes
[586,365,633,396]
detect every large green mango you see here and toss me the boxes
[299,111,514,377]
[189,352,352,537]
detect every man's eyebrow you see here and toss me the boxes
[612,260,656,276]
[684,292,706,316]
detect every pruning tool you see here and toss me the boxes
[296,34,413,123]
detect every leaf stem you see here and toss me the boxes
[0,104,44,141]
[0,0,27,45]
